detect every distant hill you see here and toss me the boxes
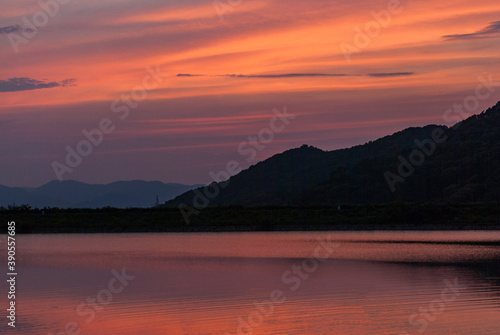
[0,180,202,208]
[166,101,500,207]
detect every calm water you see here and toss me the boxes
[1,231,500,334]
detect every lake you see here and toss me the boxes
[2,231,500,334]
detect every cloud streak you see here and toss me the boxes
[367,72,414,78]
[0,25,35,35]
[177,74,203,77]
[0,78,77,93]
[0,25,23,34]
[443,21,500,40]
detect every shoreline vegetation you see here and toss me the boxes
[1,202,499,233]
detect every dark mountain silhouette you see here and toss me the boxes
[0,180,202,208]
[166,101,500,207]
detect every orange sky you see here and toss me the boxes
[0,0,499,186]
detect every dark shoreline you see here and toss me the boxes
[1,202,499,233]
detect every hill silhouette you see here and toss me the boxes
[166,101,500,208]
[0,180,202,208]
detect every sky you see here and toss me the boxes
[0,0,499,187]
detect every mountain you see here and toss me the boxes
[0,180,202,208]
[166,101,500,207]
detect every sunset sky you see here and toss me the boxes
[1,0,499,187]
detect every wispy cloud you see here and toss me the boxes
[367,72,414,78]
[177,74,203,77]
[443,21,500,40]
[0,25,34,34]
[60,78,77,86]
[0,25,22,34]
[0,78,77,93]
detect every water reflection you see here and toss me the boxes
[1,231,498,334]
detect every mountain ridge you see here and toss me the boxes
[165,101,500,208]
[0,180,202,208]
